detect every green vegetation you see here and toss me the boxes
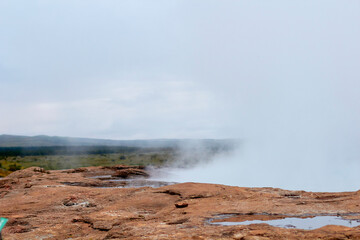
[0,136,238,177]
[0,146,139,157]
[0,147,177,177]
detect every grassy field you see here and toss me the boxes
[0,149,177,177]
[0,138,237,177]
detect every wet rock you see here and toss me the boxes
[61,181,125,188]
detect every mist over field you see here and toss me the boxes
[1,1,360,191]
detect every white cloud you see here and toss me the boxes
[0,78,218,138]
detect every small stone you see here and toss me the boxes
[92,221,113,231]
[242,236,270,240]
[175,202,188,208]
[233,233,244,239]
[167,217,189,225]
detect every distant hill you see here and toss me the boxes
[0,134,237,149]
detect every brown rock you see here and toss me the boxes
[167,217,189,225]
[241,237,270,240]
[175,202,189,208]
[1,165,360,239]
[6,167,48,178]
[92,221,113,231]
[112,168,149,178]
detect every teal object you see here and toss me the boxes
[0,218,8,232]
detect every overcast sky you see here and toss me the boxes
[1,0,360,141]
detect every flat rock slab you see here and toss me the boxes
[1,166,360,239]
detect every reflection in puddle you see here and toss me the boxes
[88,175,112,179]
[64,176,177,188]
[211,215,360,229]
[106,179,177,188]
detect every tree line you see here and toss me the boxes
[0,146,140,157]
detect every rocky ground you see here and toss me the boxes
[1,166,360,239]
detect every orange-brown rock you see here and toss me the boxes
[112,168,149,178]
[0,166,360,239]
[175,201,189,208]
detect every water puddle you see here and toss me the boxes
[106,179,177,188]
[63,177,177,188]
[210,214,360,229]
[77,168,178,188]
[88,175,113,179]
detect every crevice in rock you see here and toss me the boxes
[155,189,182,197]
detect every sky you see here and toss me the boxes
[1,1,360,191]
[1,0,360,141]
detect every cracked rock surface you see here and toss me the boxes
[1,166,360,239]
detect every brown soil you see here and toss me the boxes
[1,166,360,239]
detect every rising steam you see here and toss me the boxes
[155,79,360,192]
